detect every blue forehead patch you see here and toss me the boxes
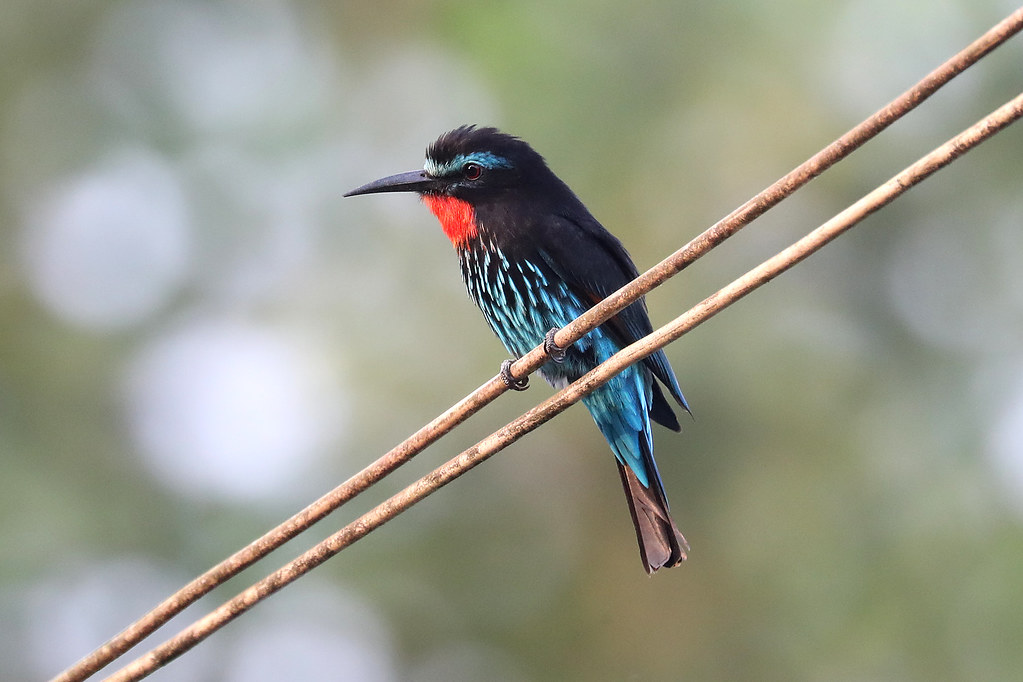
[425,151,513,176]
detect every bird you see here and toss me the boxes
[345,125,690,573]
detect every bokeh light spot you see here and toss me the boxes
[20,149,191,329]
[123,318,345,502]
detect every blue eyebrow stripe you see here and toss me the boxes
[426,152,513,175]
[461,152,513,169]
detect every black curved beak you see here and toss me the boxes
[344,169,441,197]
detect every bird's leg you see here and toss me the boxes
[544,327,567,363]
[500,359,529,391]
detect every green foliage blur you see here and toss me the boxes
[2,1,1022,680]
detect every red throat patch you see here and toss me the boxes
[422,195,478,246]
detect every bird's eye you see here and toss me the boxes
[463,162,483,181]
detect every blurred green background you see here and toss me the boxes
[3,1,1023,680]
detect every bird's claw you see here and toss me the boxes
[500,359,529,391]
[544,327,567,363]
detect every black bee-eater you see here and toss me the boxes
[346,125,690,572]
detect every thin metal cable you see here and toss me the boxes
[52,8,1023,681]
[103,90,1023,682]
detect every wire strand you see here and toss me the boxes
[102,90,1023,682]
[52,7,1023,681]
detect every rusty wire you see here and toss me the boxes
[104,88,1023,682]
[52,7,1023,682]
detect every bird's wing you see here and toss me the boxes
[535,211,688,414]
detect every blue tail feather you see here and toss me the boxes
[583,365,657,490]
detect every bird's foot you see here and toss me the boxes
[500,359,529,391]
[544,327,567,363]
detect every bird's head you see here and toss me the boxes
[346,125,572,246]
[344,125,546,202]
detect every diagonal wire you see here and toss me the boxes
[103,90,1023,682]
[52,7,1023,682]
